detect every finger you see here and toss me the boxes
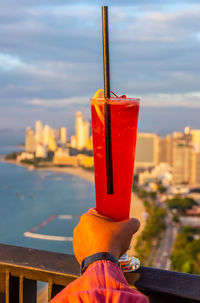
[87,208,113,221]
[87,207,97,214]
[121,218,140,235]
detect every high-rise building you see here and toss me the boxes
[190,152,200,185]
[158,134,173,167]
[135,133,160,169]
[51,129,60,141]
[190,129,200,152]
[60,127,67,144]
[48,136,57,152]
[75,111,90,150]
[43,125,51,146]
[25,127,36,153]
[165,134,173,167]
[70,135,77,148]
[35,120,43,144]
[172,138,191,184]
[133,127,200,185]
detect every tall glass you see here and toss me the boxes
[91,96,139,222]
[91,95,140,271]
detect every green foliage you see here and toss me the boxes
[138,189,149,199]
[158,185,167,193]
[69,147,93,156]
[80,165,94,172]
[149,191,156,200]
[21,157,53,167]
[171,227,200,274]
[5,152,19,160]
[167,197,197,214]
[172,215,179,223]
[135,202,166,263]
[137,189,157,201]
[54,164,73,167]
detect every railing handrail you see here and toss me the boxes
[0,243,200,302]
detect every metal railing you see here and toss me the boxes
[0,243,199,302]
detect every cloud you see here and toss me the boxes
[26,91,200,109]
[0,1,200,130]
[28,96,89,107]
[140,91,200,108]
[0,54,24,71]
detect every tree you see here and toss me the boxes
[171,227,200,274]
[167,197,197,214]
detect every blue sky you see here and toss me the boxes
[0,1,200,132]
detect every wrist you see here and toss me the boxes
[80,252,120,275]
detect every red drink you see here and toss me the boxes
[91,96,139,221]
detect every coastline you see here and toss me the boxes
[1,157,146,255]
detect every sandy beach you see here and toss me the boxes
[42,166,95,183]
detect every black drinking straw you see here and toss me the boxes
[102,6,113,194]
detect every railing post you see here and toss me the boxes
[0,272,6,303]
[19,275,36,303]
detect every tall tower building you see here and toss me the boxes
[25,127,36,153]
[190,129,200,152]
[70,135,77,148]
[135,133,160,169]
[190,152,200,185]
[60,127,67,144]
[75,111,90,150]
[35,121,43,144]
[165,134,173,167]
[172,134,191,184]
[43,125,51,146]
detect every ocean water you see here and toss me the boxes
[0,131,95,255]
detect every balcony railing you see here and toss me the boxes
[0,243,200,302]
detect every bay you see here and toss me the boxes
[0,131,95,255]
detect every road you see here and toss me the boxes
[153,210,178,270]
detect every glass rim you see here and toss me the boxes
[91,97,140,104]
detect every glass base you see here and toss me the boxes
[118,253,140,272]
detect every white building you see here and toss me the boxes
[75,111,90,150]
[25,127,35,153]
[35,121,43,144]
[60,127,67,144]
[43,124,51,146]
[17,152,34,162]
[70,135,77,148]
[138,163,173,186]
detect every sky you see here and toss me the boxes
[0,0,200,134]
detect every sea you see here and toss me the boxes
[0,130,95,255]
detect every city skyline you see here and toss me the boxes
[0,1,200,130]
[2,105,200,137]
[21,110,200,186]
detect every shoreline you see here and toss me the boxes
[1,157,146,255]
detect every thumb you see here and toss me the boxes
[121,218,140,237]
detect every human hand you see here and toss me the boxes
[73,208,140,264]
